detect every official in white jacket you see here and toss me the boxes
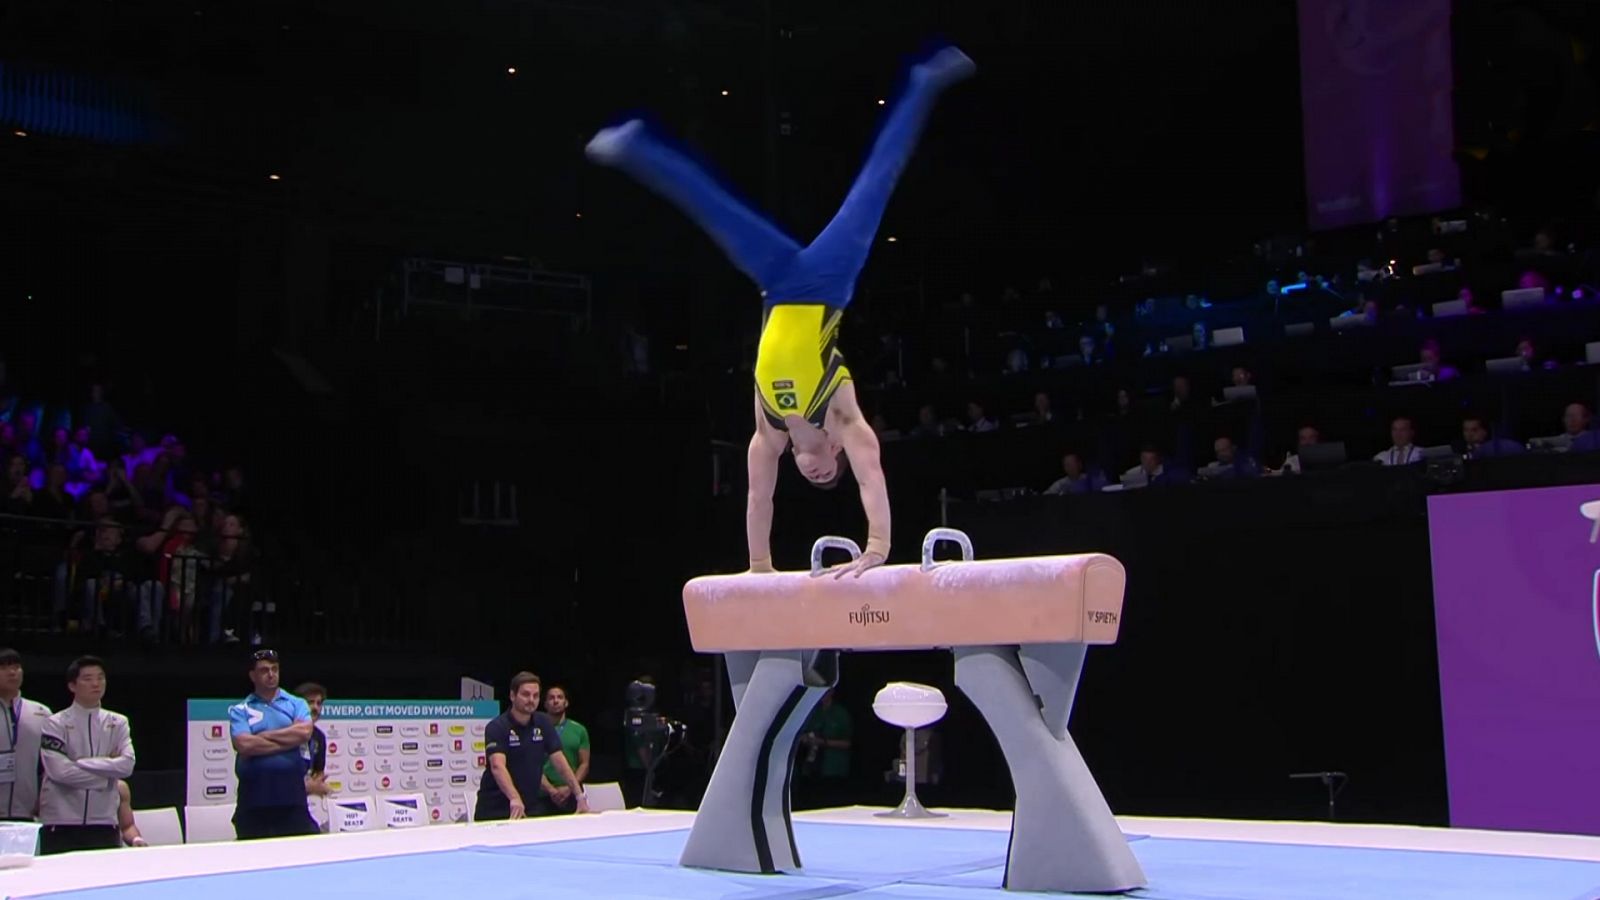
[0,648,51,822]
[39,656,135,854]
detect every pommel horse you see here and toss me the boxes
[680,528,1146,893]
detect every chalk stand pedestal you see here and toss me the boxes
[873,682,946,820]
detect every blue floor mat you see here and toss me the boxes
[21,821,1600,900]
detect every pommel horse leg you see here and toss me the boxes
[955,643,1144,893]
[680,532,1145,892]
[679,648,837,873]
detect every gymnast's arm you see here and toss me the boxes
[746,398,787,573]
[833,385,890,577]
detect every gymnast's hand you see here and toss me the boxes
[831,549,885,579]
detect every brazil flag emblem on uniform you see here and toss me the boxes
[776,391,798,410]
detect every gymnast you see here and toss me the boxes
[587,46,974,577]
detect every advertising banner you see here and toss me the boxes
[186,698,500,826]
[1298,0,1460,229]
[1428,485,1600,835]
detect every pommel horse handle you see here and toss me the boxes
[810,535,861,575]
[921,527,974,570]
[680,527,1146,894]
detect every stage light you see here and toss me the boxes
[507,67,517,75]
[268,174,281,181]
[877,99,886,106]
[721,90,730,96]
[575,212,582,219]
[12,130,25,137]
[886,236,898,243]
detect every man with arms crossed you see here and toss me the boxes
[229,649,318,839]
[39,656,135,854]
[476,672,588,820]
[540,685,590,814]
[0,648,50,822]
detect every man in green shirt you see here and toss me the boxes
[541,685,591,814]
[797,689,852,808]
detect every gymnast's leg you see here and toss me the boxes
[767,46,976,305]
[587,121,800,291]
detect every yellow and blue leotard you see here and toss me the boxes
[755,304,851,430]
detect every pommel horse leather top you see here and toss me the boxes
[683,553,1126,652]
[678,529,1147,894]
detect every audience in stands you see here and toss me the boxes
[1374,417,1425,466]
[1461,415,1523,459]
[0,371,262,646]
[911,404,948,439]
[15,412,41,469]
[32,465,74,521]
[1554,403,1599,453]
[4,207,1598,646]
[965,401,998,433]
[1044,452,1104,495]
[1168,376,1196,414]
[66,426,101,486]
[1415,339,1460,382]
[81,384,123,457]
[1023,392,1056,426]
[1072,335,1104,367]
[1514,337,1556,371]
[1121,446,1189,488]
[6,454,32,512]
[1269,425,1324,476]
[1199,437,1261,480]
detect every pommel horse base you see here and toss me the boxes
[679,528,1147,894]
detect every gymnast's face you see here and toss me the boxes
[790,423,841,483]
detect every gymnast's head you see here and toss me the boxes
[788,421,846,489]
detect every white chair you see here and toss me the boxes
[329,796,380,833]
[132,807,184,846]
[872,682,948,819]
[1431,299,1468,317]
[183,804,236,844]
[584,782,627,812]
[378,793,427,829]
[307,795,330,833]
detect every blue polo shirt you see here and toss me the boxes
[229,690,312,808]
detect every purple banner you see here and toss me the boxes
[1428,485,1600,835]
[1298,0,1461,230]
